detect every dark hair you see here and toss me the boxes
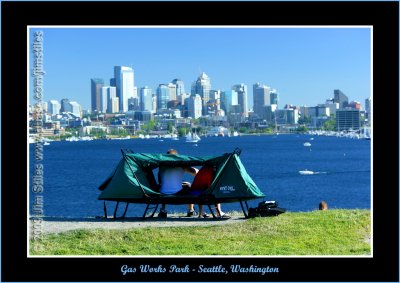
[167,149,178,154]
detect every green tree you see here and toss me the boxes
[323,119,336,131]
[297,125,309,132]
[141,120,156,132]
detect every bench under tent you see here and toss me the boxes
[98,148,265,219]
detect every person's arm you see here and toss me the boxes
[184,167,199,176]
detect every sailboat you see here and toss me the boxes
[186,131,201,143]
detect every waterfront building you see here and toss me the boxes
[232,84,249,118]
[336,109,361,131]
[114,66,134,112]
[334,89,349,109]
[140,86,153,112]
[91,78,104,112]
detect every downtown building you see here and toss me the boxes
[100,86,117,113]
[232,84,249,118]
[334,89,349,109]
[114,66,135,113]
[336,109,362,131]
[140,86,153,112]
[185,94,202,119]
[157,84,170,112]
[91,78,104,112]
[191,72,211,115]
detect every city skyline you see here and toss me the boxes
[28,27,371,110]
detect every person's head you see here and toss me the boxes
[166,149,178,155]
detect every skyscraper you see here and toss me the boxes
[192,72,211,115]
[101,86,116,113]
[232,84,248,118]
[221,90,238,115]
[91,78,104,112]
[140,86,153,112]
[172,79,185,98]
[168,83,177,101]
[157,84,169,111]
[334,89,349,109]
[270,89,279,106]
[253,83,271,119]
[60,98,70,113]
[114,66,134,112]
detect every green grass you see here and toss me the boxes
[30,209,370,256]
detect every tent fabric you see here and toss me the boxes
[98,150,265,203]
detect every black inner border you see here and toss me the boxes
[2,1,399,282]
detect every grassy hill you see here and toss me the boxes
[30,209,370,256]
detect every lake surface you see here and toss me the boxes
[29,134,371,217]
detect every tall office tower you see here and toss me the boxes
[172,78,185,98]
[91,78,104,112]
[114,66,134,112]
[110,78,116,87]
[270,89,279,106]
[365,97,371,120]
[192,72,211,115]
[232,84,248,118]
[334,89,349,109]
[157,84,170,111]
[140,86,153,112]
[186,94,203,119]
[168,83,177,101]
[100,86,116,113]
[221,90,238,115]
[253,83,271,118]
[48,100,61,115]
[60,98,70,113]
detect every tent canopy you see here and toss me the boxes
[98,149,265,204]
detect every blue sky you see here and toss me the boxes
[28,27,371,111]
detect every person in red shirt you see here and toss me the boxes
[189,165,230,219]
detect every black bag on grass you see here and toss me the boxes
[248,200,286,218]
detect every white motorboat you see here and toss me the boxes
[299,170,314,175]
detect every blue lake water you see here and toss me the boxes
[29,134,371,217]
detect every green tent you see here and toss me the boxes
[98,148,265,218]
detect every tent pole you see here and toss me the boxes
[207,205,216,218]
[113,201,120,219]
[103,201,107,218]
[121,203,129,218]
[121,151,149,197]
[239,200,249,218]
